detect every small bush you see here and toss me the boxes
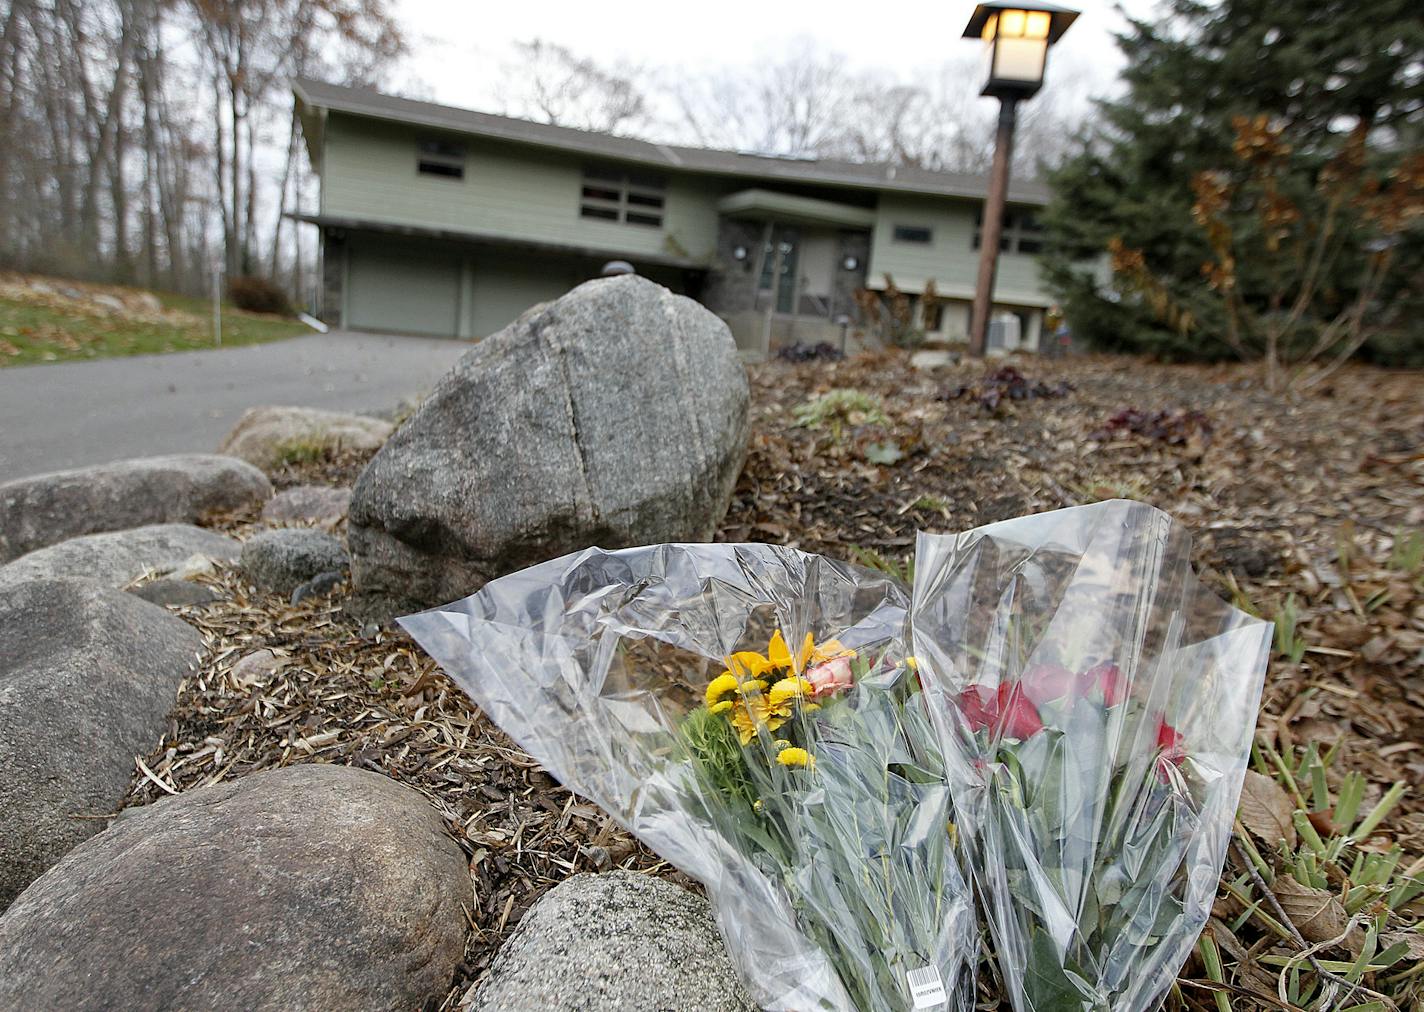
[793,388,888,431]
[227,275,293,316]
[776,341,844,363]
[271,438,328,467]
[943,366,1073,414]
[1095,408,1213,446]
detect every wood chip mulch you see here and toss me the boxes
[120,350,1422,1010]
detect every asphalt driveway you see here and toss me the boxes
[0,331,471,482]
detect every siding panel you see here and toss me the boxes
[867,195,1049,306]
[323,115,723,264]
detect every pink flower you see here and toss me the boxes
[955,683,1045,739]
[1021,663,1077,705]
[1079,661,1129,706]
[805,655,854,699]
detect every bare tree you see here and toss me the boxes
[495,39,648,135]
[666,39,1086,174]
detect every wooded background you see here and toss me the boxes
[0,1,1085,302]
[1,0,1418,374]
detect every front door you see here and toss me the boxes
[757,226,800,314]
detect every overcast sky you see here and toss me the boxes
[389,0,1159,129]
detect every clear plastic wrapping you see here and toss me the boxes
[401,543,977,1012]
[910,499,1273,1011]
[403,500,1271,1012]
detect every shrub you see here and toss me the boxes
[792,389,887,432]
[227,275,293,316]
[776,341,844,363]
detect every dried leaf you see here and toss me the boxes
[1272,875,1356,948]
[1238,769,1298,848]
[1380,929,1424,961]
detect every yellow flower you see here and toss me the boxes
[728,690,793,745]
[767,630,796,671]
[777,747,815,769]
[808,636,854,667]
[726,651,774,679]
[704,672,739,710]
[708,629,853,743]
[724,629,855,684]
[767,676,812,717]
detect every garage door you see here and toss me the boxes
[468,254,577,338]
[347,241,460,337]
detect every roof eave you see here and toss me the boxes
[291,80,1050,206]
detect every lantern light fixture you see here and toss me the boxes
[963,1,1079,99]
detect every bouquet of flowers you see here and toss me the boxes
[403,500,1272,1012]
[911,500,1273,1011]
[402,542,977,1012]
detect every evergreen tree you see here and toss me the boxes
[1041,0,1424,364]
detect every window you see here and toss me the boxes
[417,138,465,179]
[579,165,666,227]
[923,301,944,332]
[893,224,933,244]
[972,207,1046,253]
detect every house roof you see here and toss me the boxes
[293,78,1051,206]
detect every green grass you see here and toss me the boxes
[0,282,308,367]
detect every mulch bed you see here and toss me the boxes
[121,350,1423,1010]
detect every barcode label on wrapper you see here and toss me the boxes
[906,965,947,1009]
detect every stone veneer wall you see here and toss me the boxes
[699,218,765,317]
[831,229,870,324]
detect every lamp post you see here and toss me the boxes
[964,2,1078,357]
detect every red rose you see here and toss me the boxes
[956,682,1045,739]
[1079,661,1128,706]
[1155,718,1187,782]
[956,685,998,731]
[1021,663,1077,705]
[996,683,1046,739]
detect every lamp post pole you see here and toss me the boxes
[969,95,1019,358]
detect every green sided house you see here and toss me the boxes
[293,78,1057,353]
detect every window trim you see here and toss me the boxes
[892,224,934,244]
[972,206,1045,253]
[579,165,667,228]
[416,138,466,180]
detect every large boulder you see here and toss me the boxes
[0,523,238,593]
[0,764,471,1010]
[0,454,269,562]
[218,406,393,472]
[0,579,201,909]
[471,870,755,1012]
[348,276,749,614]
[239,527,348,595]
